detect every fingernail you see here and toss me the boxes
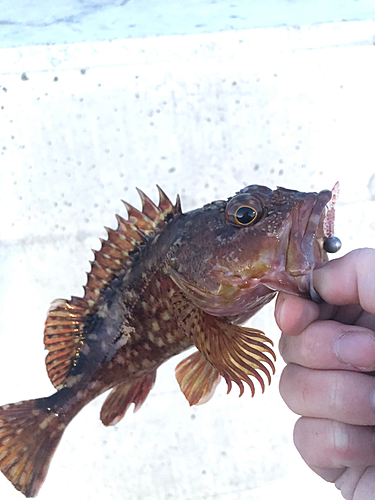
[334,331,375,370]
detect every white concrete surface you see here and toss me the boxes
[1,2,375,500]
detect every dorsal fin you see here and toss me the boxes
[44,187,181,389]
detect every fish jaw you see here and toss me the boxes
[259,189,332,300]
[286,189,331,276]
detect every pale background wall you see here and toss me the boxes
[1,1,375,500]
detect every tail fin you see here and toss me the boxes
[0,398,66,497]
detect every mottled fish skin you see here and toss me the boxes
[0,184,334,497]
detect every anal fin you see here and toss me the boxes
[175,350,221,406]
[100,371,156,426]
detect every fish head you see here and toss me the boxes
[168,184,335,317]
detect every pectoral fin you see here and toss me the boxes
[172,291,276,398]
[194,315,276,397]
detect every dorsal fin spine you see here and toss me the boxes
[122,199,156,225]
[156,185,174,212]
[175,194,182,214]
[136,188,161,219]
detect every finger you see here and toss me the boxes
[275,293,320,335]
[350,467,375,500]
[355,310,375,332]
[280,364,375,426]
[294,417,375,469]
[314,248,375,315]
[279,321,375,371]
[309,465,345,483]
[330,304,363,326]
[335,466,375,500]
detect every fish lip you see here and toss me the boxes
[284,189,332,300]
[300,189,332,256]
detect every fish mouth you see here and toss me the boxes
[281,189,332,300]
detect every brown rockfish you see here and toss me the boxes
[0,184,340,497]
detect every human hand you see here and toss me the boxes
[275,248,375,500]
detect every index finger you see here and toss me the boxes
[314,248,375,315]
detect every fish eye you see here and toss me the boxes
[226,194,264,227]
[232,205,258,226]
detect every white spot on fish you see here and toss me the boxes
[127,361,137,373]
[11,465,20,476]
[115,335,128,349]
[152,321,160,331]
[161,311,171,321]
[39,417,53,430]
[81,343,91,355]
[166,333,175,343]
[117,355,126,365]
[155,338,164,347]
[65,374,84,388]
[141,359,153,368]
[97,303,109,318]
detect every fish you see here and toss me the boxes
[0,184,340,497]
